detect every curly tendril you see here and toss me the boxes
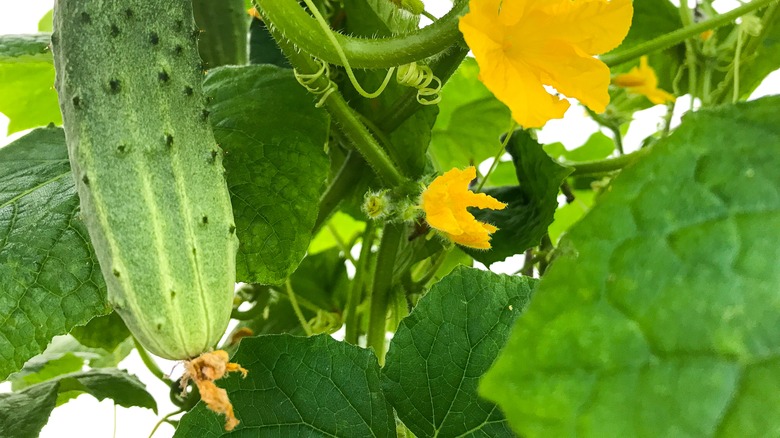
[396,63,442,105]
[301,0,395,99]
[293,59,338,108]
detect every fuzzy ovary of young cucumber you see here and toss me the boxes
[52,0,238,360]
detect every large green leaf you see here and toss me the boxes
[382,267,537,437]
[0,127,108,380]
[469,130,572,265]
[0,369,157,438]
[204,65,330,284]
[480,97,780,437]
[429,57,511,171]
[176,334,396,437]
[69,311,130,352]
[0,33,61,134]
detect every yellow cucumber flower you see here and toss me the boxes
[421,167,507,250]
[612,56,676,104]
[458,0,633,128]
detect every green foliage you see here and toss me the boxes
[0,127,107,380]
[0,33,61,134]
[469,131,572,265]
[1,0,779,434]
[429,57,512,171]
[544,132,616,162]
[69,312,130,352]
[0,369,156,438]
[175,335,396,437]
[383,267,537,437]
[204,65,330,284]
[480,97,780,437]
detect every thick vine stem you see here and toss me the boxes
[601,0,778,67]
[255,0,468,69]
[264,20,406,187]
[345,222,376,345]
[366,223,404,365]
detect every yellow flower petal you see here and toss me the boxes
[421,167,507,250]
[459,0,633,128]
[612,56,676,104]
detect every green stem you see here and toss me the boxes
[148,409,184,438]
[476,120,516,192]
[286,279,313,336]
[255,0,468,69]
[679,0,699,108]
[712,0,780,103]
[601,0,778,67]
[733,28,743,103]
[132,338,168,385]
[345,222,376,344]
[366,222,404,365]
[313,150,370,234]
[266,25,406,187]
[569,148,650,176]
[327,222,358,265]
[587,110,624,155]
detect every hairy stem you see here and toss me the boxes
[345,222,376,344]
[265,23,406,187]
[256,0,468,69]
[132,337,168,385]
[366,222,404,365]
[601,0,778,67]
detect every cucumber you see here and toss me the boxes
[192,0,248,68]
[52,0,238,360]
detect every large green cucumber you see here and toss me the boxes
[52,0,238,360]
[193,0,248,68]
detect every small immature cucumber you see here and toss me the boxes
[52,0,238,360]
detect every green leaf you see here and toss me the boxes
[543,132,615,162]
[383,267,536,437]
[290,248,350,312]
[342,0,419,35]
[9,352,84,392]
[547,190,596,244]
[176,334,396,437]
[69,311,130,353]
[0,127,108,380]
[0,33,61,134]
[0,369,157,438]
[468,131,572,265]
[248,18,290,68]
[204,65,330,284]
[483,160,519,188]
[308,211,366,254]
[232,288,306,338]
[38,10,54,32]
[429,57,511,171]
[480,97,780,437]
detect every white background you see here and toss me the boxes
[0,0,777,437]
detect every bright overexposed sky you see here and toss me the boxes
[0,1,778,437]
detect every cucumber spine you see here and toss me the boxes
[52,0,238,360]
